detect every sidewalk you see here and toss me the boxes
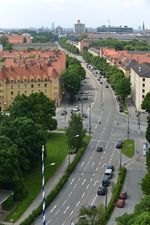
[0,155,74,225]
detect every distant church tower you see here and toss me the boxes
[142,22,145,35]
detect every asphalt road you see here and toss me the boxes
[34,57,131,225]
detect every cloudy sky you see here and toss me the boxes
[0,0,150,29]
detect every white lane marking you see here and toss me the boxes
[86,184,89,190]
[78,177,81,181]
[87,161,90,165]
[81,173,84,176]
[91,194,97,205]
[82,178,86,186]
[81,162,85,168]
[90,144,93,150]
[63,205,70,214]
[95,167,98,172]
[62,200,67,206]
[103,151,106,154]
[93,172,96,177]
[70,178,75,185]
[82,192,85,198]
[50,205,57,213]
[62,222,65,225]
[90,177,93,182]
[68,191,72,197]
[76,201,80,207]
[47,219,52,225]
[70,210,74,215]
[92,162,95,168]
[55,209,60,215]
[84,167,87,171]
[94,180,99,186]
[98,161,101,165]
[101,155,103,160]
[95,124,97,129]
[74,183,77,189]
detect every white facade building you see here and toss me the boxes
[130,63,150,111]
[74,20,85,33]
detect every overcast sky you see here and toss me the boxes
[0,0,150,29]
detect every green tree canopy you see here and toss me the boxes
[141,92,150,113]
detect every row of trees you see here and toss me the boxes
[0,93,57,199]
[82,48,131,102]
[58,37,79,54]
[116,93,150,225]
[89,39,150,51]
[32,32,58,43]
[0,36,13,50]
[61,56,86,101]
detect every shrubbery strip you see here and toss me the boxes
[105,167,127,222]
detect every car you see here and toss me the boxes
[107,165,114,171]
[105,85,109,88]
[105,168,113,179]
[86,205,97,210]
[73,106,80,112]
[83,113,88,118]
[83,96,88,100]
[120,192,127,199]
[116,199,125,208]
[77,97,82,101]
[97,185,106,195]
[102,175,110,186]
[100,81,103,84]
[61,110,67,116]
[96,146,103,152]
[119,106,123,112]
[98,78,100,81]
[116,139,123,149]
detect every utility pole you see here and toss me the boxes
[105,187,107,211]
[81,97,83,118]
[100,82,103,111]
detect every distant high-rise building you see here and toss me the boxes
[74,20,86,33]
[142,22,145,34]
[56,26,63,34]
[97,25,133,34]
[51,22,55,31]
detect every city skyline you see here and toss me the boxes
[0,0,150,29]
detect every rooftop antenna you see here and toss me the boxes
[108,18,110,27]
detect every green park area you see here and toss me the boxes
[121,139,135,158]
[6,133,69,222]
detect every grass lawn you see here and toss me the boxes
[121,139,135,158]
[6,133,69,222]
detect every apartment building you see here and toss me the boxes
[0,50,66,111]
[130,63,150,111]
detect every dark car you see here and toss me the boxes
[100,81,103,84]
[97,185,106,195]
[87,205,97,210]
[61,110,67,116]
[96,146,103,152]
[105,85,109,88]
[83,96,88,100]
[120,192,127,199]
[116,139,122,149]
[102,175,110,186]
[119,105,123,112]
[107,165,114,171]
[83,113,88,118]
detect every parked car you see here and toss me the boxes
[97,185,106,195]
[120,192,127,199]
[61,110,67,116]
[86,205,97,210]
[83,96,88,100]
[105,85,109,88]
[105,168,113,179]
[107,165,114,171]
[119,105,123,112]
[100,81,103,84]
[116,199,125,208]
[83,113,88,118]
[116,139,123,149]
[96,146,103,152]
[102,175,110,186]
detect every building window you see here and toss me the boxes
[45,78,47,81]
[18,91,20,95]
[11,91,13,95]
[143,78,145,82]
[11,85,13,89]
[44,83,47,87]
[38,78,40,82]
[31,90,34,93]
[44,89,47,93]
[24,84,27,88]
[31,84,34,88]
[10,80,13,83]
[143,83,145,87]
[24,79,27,82]
[31,79,34,82]
[18,80,20,83]
[18,84,20,89]
[38,89,40,92]
[24,90,27,94]
[142,89,145,93]
[142,95,145,98]
[38,83,40,87]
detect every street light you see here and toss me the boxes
[88,104,92,135]
[70,215,87,225]
[119,149,122,169]
[127,112,130,139]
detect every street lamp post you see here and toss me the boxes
[127,112,130,139]
[88,104,92,135]
[105,187,108,210]
[119,149,122,169]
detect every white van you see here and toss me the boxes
[105,168,113,179]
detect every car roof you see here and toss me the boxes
[105,168,112,173]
